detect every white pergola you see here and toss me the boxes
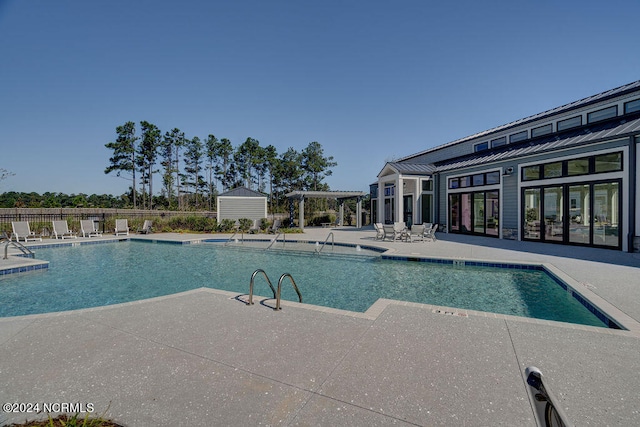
[285,191,367,230]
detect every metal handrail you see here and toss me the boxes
[525,366,574,427]
[247,269,277,305]
[315,232,334,254]
[266,232,285,250]
[2,237,34,259]
[275,273,302,310]
[224,229,242,246]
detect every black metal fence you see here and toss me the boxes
[0,208,216,236]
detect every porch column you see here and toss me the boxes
[356,196,362,228]
[396,178,404,224]
[338,200,344,226]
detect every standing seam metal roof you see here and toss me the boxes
[434,116,640,172]
[398,80,640,162]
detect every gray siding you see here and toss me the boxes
[217,197,267,222]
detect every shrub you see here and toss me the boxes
[217,218,236,232]
[238,218,252,232]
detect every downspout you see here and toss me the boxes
[628,135,637,252]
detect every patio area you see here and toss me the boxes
[1,227,639,426]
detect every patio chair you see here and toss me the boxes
[114,219,129,236]
[52,220,77,239]
[137,220,153,234]
[424,223,438,242]
[269,219,281,234]
[373,223,385,240]
[80,220,102,237]
[249,219,261,234]
[393,222,407,241]
[11,221,42,242]
[405,224,425,242]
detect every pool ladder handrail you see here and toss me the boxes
[266,232,285,250]
[248,269,302,311]
[525,366,574,427]
[315,232,334,254]
[224,229,243,246]
[2,232,34,259]
[247,269,277,305]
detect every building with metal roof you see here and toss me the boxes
[372,81,640,252]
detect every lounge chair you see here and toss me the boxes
[114,219,129,236]
[137,220,153,234]
[80,220,102,237]
[11,221,42,242]
[373,223,385,240]
[405,224,425,242]
[424,223,438,242]
[249,219,261,234]
[52,220,77,239]
[269,219,281,234]
[382,223,405,241]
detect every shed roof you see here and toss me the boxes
[218,186,266,198]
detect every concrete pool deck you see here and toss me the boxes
[1,228,640,426]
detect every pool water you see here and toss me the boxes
[0,241,607,327]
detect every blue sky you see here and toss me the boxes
[1,0,639,196]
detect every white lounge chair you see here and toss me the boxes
[137,220,153,234]
[269,219,281,234]
[80,220,102,237]
[115,219,129,236]
[405,224,425,242]
[373,223,385,240]
[52,220,77,239]
[11,221,42,242]
[249,219,261,234]
[424,223,438,242]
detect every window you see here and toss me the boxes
[567,157,589,176]
[449,172,500,189]
[595,152,622,173]
[531,124,552,138]
[557,115,582,131]
[474,142,489,152]
[588,106,617,123]
[485,171,500,185]
[543,162,562,179]
[422,180,433,191]
[522,165,540,181]
[625,98,640,114]
[491,136,506,148]
[521,151,623,182]
[509,130,528,143]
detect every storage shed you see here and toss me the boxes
[216,186,267,222]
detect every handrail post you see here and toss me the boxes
[275,273,302,310]
[248,269,277,305]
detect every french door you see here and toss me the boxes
[522,179,621,248]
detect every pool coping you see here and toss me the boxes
[2,234,638,334]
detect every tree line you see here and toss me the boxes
[104,121,337,211]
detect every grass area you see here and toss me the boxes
[8,413,124,427]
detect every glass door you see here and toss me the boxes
[449,194,460,232]
[593,182,620,247]
[523,188,541,240]
[473,193,485,234]
[403,195,413,227]
[568,184,590,244]
[485,191,499,236]
[543,187,564,242]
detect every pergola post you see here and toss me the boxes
[356,196,362,228]
[298,195,305,231]
[338,200,344,226]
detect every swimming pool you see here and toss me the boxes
[0,240,611,328]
